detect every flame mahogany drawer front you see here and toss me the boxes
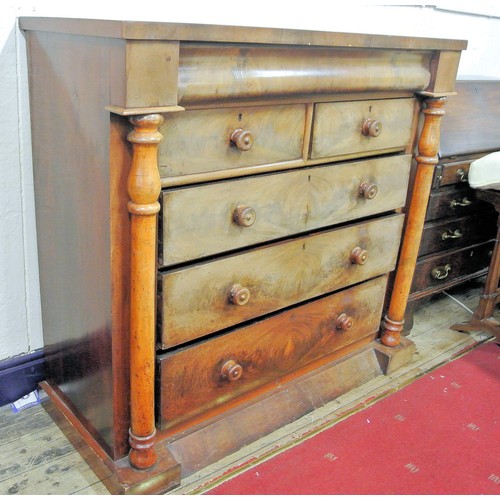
[159,155,411,266]
[158,214,404,348]
[310,98,415,160]
[157,275,388,431]
[158,104,306,178]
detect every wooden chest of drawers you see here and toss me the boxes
[20,17,465,493]
[405,81,500,331]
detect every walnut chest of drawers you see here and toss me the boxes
[404,80,500,331]
[20,17,465,493]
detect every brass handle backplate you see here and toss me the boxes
[431,263,451,280]
[233,205,256,227]
[362,119,382,137]
[221,360,243,381]
[231,128,254,151]
[442,229,463,240]
[228,284,250,306]
[350,247,368,265]
[450,197,472,208]
[456,168,468,183]
[359,182,378,200]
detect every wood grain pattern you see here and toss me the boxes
[158,104,306,177]
[311,98,415,159]
[160,155,411,265]
[159,214,404,348]
[158,276,387,430]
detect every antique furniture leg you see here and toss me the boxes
[451,190,500,339]
[381,97,447,347]
[126,114,164,469]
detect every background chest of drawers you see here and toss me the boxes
[20,17,464,493]
[404,80,500,331]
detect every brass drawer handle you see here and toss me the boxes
[358,182,378,200]
[228,284,250,306]
[221,360,243,381]
[450,197,472,208]
[350,247,368,265]
[230,128,254,151]
[233,205,256,227]
[431,263,451,280]
[336,313,354,331]
[442,229,463,240]
[456,168,468,182]
[361,118,382,137]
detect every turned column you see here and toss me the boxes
[381,97,446,347]
[127,113,164,469]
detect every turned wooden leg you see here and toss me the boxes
[381,97,446,347]
[126,114,164,470]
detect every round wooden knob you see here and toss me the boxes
[221,360,243,381]
[359,182,378,199]
[350,247,368,265]
[233,205,256,227]
[228,284,250,305]
[231,128,254,151]
[336,313,354,331]
[362,119,382,137]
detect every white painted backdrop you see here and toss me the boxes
[1,0,500,361]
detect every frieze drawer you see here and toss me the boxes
[157,275,388,431]
[310,98,415,160]
[158,213,404,348]
[159,155,411,266]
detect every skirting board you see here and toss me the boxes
[0,349,46,407]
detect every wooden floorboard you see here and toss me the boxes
[0,278,495,495]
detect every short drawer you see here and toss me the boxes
[158,104,306,178]
[310,98,415,160]
[157,275,388,430]
[434,160,472,188]
[418,211,497,257]
[425,187,492,221]
[411,241,494,294]
[158,214,404,348]
[160,154,411,266]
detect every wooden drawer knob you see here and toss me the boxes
[221,360,243,381]
[350,247,368,265]
[362,119,382,137]
[231,128,254,151]
[233,205,256,227]
[336,313,354,331]
[359,182,378,199]
[228,284,250,305]
[431,263,451,280]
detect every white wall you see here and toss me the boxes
[1,0,500,361]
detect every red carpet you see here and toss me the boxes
[206,341,500,495]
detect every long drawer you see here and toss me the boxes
[426,186,491,221]
[160,155,411,266]
[310,98,415,160]
[158,213,404,348]
[158,104,306,178]
[418,211,497,257]
[157,275,388,430]
[411,240,494,293]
